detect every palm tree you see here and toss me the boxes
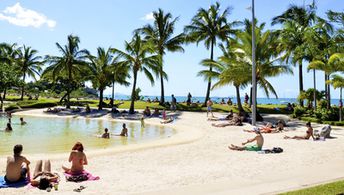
[199,41,251,113]
[43,35,89,108]
[16,45,42,100]
[328,75,344,121]
[87,47,120,110]
[0,43,19,100]
[111,34,160,114]
[272,2,317,106]
[136,9,185,105]
[184,2,236,106]
[110,60,130,108]
[238,20,293,99]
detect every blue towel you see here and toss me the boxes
[0,176,28,188]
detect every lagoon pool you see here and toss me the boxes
[0,115,175,154]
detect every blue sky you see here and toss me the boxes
[0,0,343,99]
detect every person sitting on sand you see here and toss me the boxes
[284,122,315,140]
[152,108,160,117]
[143,106,151,117]
[5,144,31,183]
[101,128,110,139]
[228,129,264,151]
[31,160,59,190]
[62,142,88,174]
[20,117,27,125]
[5,122,13,131]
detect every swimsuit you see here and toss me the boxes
[245,145,262,151]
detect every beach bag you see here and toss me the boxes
[272,147,283,153]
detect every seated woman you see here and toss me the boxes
[62,142,88,174]
[284,122,314,140]
[143,106,151,117]
[31,160,59,190]
[228,129,264,151]
[151,108,160,117]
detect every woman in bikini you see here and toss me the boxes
[284,122,314,140]
[31,160,59,190]
[62,142,88,174]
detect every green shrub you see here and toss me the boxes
[317,99,328,109]
[293,106,306,118]
[300,116,321,123]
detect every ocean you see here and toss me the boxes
[105,94,342,106]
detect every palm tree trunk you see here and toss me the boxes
[313,69,317,110]
[21,73,26,100]
[159,67,165,105]
[203,39,214,107]
[98,88,104,110]
[325,72,328,100]
[327,74,331,109]
[0,91,3,112]
[235,85,244,113]
[340,88,342,122]
[67,63,72,109]
[3,88,7,100]
[111,80,115,108]
[299,62,304,107]
[129,70,138,114]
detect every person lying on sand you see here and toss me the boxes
[244,123,281,134]
[212,115,242,127]
[62,142,88,174]
[161,117,173,124]
[31,160,59,190]
[284,122,314,140]
[228,129,264,151]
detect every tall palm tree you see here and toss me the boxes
[87,47,119,110]
[184,2,235,106]
[111,34,160,114]
[238,20,293,99]
[43,35,89,108]
[110,60,130,108]
[328,75,344,121]
[136,9,185,105]
[272,2,317,106]
[16,45,43,100]
[0,43,19,100]
[200,41,251,113]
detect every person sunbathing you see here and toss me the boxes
[62,142,88,174]
[284,122,314,140]
[5,144,30,183]
[31,160,59,190]
[212,116,242,127]
[228,129,264,151]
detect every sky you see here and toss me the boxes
[0,0,343,99]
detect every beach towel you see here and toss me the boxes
[0,176,29,188]
[64,171,99,182]
[258,147,283,154]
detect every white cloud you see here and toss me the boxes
[140,12,154,21]
[0,3,56,29]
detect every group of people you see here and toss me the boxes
[100,124,128,139]
[4,142,88,190]
[3,114,27,131]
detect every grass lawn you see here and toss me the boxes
[280,180,344,195]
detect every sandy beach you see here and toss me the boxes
[1,108,344,194]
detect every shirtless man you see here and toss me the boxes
[5,144,30,182]
[101,128,110,138]
[118,123,128,137]
[20,117,27,125]
[206,98,214,117]
[228,129,264,151]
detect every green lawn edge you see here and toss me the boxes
[279,180,344,195]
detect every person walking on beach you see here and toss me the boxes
[187,93,192,106]
[5,144,31,183]
[171,94,177,112]
[62,142,88,174]
[244,93,249,104]
[207,98,214,117]
[228,128,264,151]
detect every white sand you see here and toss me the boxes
[1,109,344,194]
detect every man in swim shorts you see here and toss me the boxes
[5,144,31,183]
[228,128,264,151]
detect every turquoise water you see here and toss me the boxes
[0,116,175,154]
